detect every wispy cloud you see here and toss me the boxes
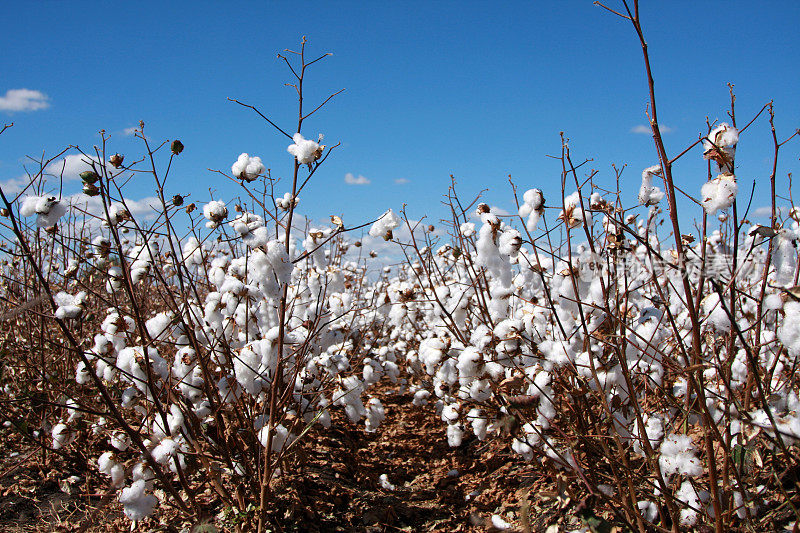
[344,172,371,185]
[753,206,786,217]
[631,124,673,135]
[122,127,138,136]
[0,175,30,195]
[0,89,50,113]
[394,178,410,185]
[46,154,101,181]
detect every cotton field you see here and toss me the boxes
[1,24,799,533]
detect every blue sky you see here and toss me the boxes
[1,1,798,232]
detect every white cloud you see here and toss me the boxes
[45,154,102,181]
[123,127,138,136]
[0,89,50,112]
[394,178,410,185]
[631,124,673,134]
[344,172,371,185]
[753,206,786,217]
[0,175,30,196]
[67,194,161,225]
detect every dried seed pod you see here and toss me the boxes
[171,140,184,155]
[109,154,124,168]
[80,170,99,184]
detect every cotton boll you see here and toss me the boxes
[119,480,158,521]
[203,200,228,229]
[275,192,298,211]
[519,189,544,232]
[703,123,739,172]
[702,293,730,332]
[467,408,488,440]
[765,293,784,311]
[151,438,178,464]
[441,403,459,424]
[498,228,522,256]
[54,291,87,320]
[378,473,396,490]
[20,196,39,217]
[778,301,800,358]
[369,209,401,240]
[701,174,738,214]
[231,153,266,182]
[559,191,591,228]
[365,398,386,432]
[98,452,125,488]
[287,133,322,165]
[258,424,293,452]
[20,196,69,227]
[460,222,476,237]
[446,423,464,447]
[412,389,430,406]
[146,312,175,341]
[491,514,512,530]
[772,229,799,287]
[638,500,659,523]
[638,165,664,206]
[52,423,73,449]
[676,480,708,527]
[111,431,130,451]
[659,433,702,477]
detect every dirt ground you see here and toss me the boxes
[0,385,582,533]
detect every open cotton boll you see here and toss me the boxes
[702,293,730,332]
[54,291,87,320]
[20,196,40,217]
[145,312,175,341]
[231,153,266,182]
[20,195,69,227]
[98,451,125,487]
[701,174,737,214]
[369,209,401,240]
[151,438,178,464]
[105,204,129,226]
[202,200,228,229]
[772,229,799,287]
[378,473,396,491]
[491,514,512,530]
[275,192,298,211]
[459,222,476,237]
[559,191,591,228]
[52,423,73,449]
[412,389,430,406]
[676,480,708,527]
[182,237,205,267]
[446,423,464,447]
[287,133,322,165]
[119,479,158,521]
[365,398,385,432]
[518,188,544,232]
[111,431,130,451]
[638,165,664,206]
[778,302,800,357]
[703,122,739,172]
[258,424,293,452]
[659,433,702,477]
